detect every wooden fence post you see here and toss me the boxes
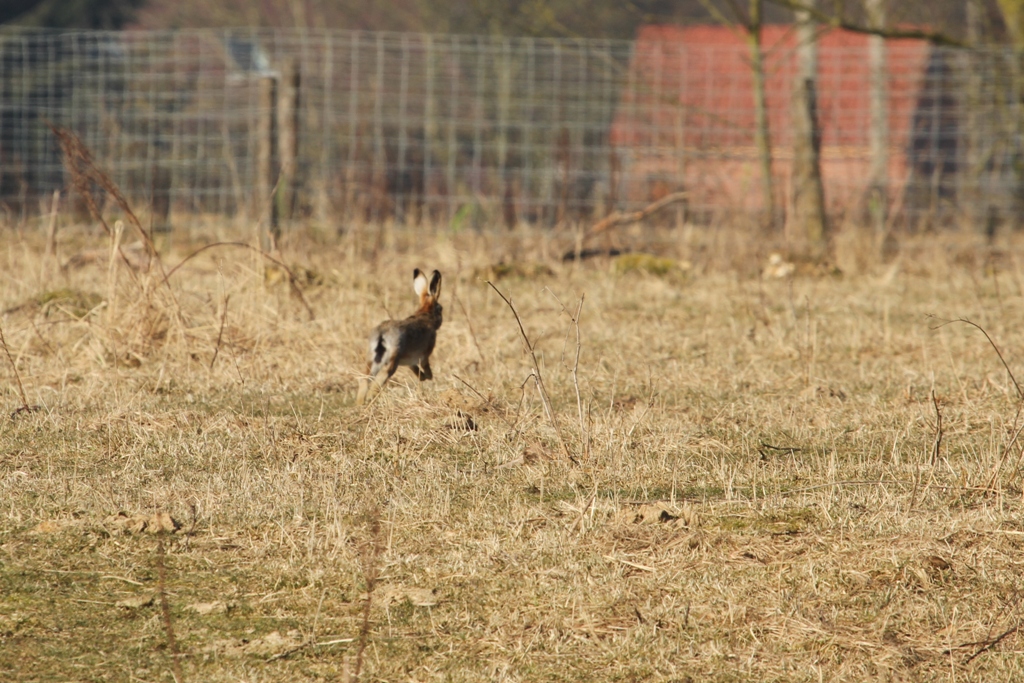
[277,58,301,225]
[257,73,279,247]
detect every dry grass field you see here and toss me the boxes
[3,216,1024,682]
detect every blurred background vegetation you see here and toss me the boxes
[0,0,1013,44]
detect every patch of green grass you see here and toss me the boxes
[613,253,689,277]
[36,287,103,317]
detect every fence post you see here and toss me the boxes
[498,38,514,229]
[277,57,300,225]
[964,1,982,234]
[150,153,172,233]
[257,73,279,246]
[396,34,410,224]
[423,34,436,224]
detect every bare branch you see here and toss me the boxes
[694,0,750,36]
[163,241,316,321]
[587,191,688,238]
[210,294,231,371]
[930,389,943,465]
[767,0,969,47]
[486,281,576,464]
[963,622,1021,663]
[928,316,1022,399]
[0,319,35,417]
[548,289,589,461]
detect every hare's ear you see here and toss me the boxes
[429,270,442,299]
[413,269,428,297]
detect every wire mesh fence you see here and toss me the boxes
[0,27,1021,230]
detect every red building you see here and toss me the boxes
[609,25,934,218]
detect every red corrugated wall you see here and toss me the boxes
[610,25,931,215]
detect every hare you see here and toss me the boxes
[356,269,443,405]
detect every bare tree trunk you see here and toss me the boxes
[748,0,777,231]
[791,3,828,255]
[866,0,888,235]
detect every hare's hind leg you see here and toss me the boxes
[373,355,401,393]
[358,355,400,406]
[413,357,432,381]
[356,362,373,406]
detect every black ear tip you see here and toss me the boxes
[413,268,422,278]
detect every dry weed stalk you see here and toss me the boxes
[43,189,59,276]
[549,289,590,461]
[930,316,1024,489]
[162,242,315,321]
[930,389,943,465]
[52,125,193,357]
[352,507,385,683]
[106,220,124,325]
[930,316,1022,399]
[452,291,485,362]
[51,126,160,271]
[963,621,1021,664]
[486,281,574,463]
[209,294,231,370]
[0,319,35,417]
[155,537,185,683]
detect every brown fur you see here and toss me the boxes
[356,269,442,405]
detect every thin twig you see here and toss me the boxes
[569,489,597,534]
[267,640,313,662]
[759,442,803,454]
[929,316,1022,399]
[988,408,1024,490]
[210,294,231,370]
[156,537,185,683]
[162,241,315,321]
[0,319,33,416]
[548,289,589,460]
[28,316,56,358]
[451,373,515,429]
[766,0,968,47]
[353,508,384,683]
[909,463,922,512]
[266,636,355,662]
[963,622,1020,664]
[44,189,59,274]
[931,389,943,465]
[106,220,124,325]
[452,291,484,362]
[486,281,575,464]
[931,316,1024,489]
